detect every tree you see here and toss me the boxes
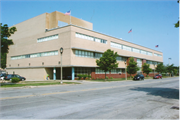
[96,49,118,80]
[142,63,152,77]
[174,1,179,28]
[127,57,139,79]
[173,68,178,76]
[1,23,17,68]
[175,21,179,28]
[155,63,166,74]
[166,64,174,76]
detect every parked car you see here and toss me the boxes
[4,74,26,81]
[0,73,7,80]
[153,74,162,79]
[133,74,144,80]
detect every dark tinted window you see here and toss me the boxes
[7,75,12,77]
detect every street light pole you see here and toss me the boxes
[153,63,155,76]
[60,47,63,84]
[168,58,171,65]
[124,60,127,80]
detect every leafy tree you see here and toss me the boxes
[127,57,139,79]
[173,66,179,76]
[142,63,152,77]
[174,1,179,28]
[173,68,178,76]
[175,21,179,28]
[1,23,17,68]
[1,53,6,69]
[166,64,174,76]
[96,49,118,80]
[155,63,166,74]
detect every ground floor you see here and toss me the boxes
[6,67,158,80]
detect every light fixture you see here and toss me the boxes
[60,47,63,54]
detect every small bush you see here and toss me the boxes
[162,73,166,77]
[105,76,109,79]
[82,75,88,80]
[110,77,113,79]
[88,75,91,79]
[77,74,83,80]
[11,77,20,83]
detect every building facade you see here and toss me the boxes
[7,11,163,80]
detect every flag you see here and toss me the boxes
[65,10,71,15]
[155,45,159,47]
[128,29,132,33]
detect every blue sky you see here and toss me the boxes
[1,0,179,66]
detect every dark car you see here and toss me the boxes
[4,74,26,81]
[133,74,144,80]
[153,74,162,79]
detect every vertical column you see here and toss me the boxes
[53,67,56,80]
[72,67,74,80]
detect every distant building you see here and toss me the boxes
[7,11,163,80]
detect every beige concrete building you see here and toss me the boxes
[7,11,163,80]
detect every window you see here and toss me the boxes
[116,56,127,61]
[146,60,153,64]
[95,68,109,74]
[137,59,142,71]
[75,50,94,58]
[37,34,58,43]
[154,53,162,57]
[95,38,101,43]
[76,32,107,44]
[111,69,122,74]
[147,52,152,56]
[141,50,147,55]
[123,45,132,51]
[95,53,103,59]
[133,48,140,53]
[11,50,58,60]
[75,67,91,77]
[110,42,122,49]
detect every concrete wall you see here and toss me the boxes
[70,26,163,69]
[46,11,93,30]
[7,68,47,80]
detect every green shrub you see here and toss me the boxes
[77,74,83,80]
[162,73,166,77]
[88,75,91,79]
[82,75,88,80]
[11,77,20,83]
[105,76,109,79]
[110,77,113,79]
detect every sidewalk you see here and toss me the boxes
[25,79,101,84]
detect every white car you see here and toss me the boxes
[0,74,7,80]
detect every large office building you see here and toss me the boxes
[7,11,163,80]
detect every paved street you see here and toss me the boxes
[0,77,179,119]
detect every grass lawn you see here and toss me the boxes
[0,81,80,87]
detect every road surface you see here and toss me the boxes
[0,77,179,119]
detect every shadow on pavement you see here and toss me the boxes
[130,87,179,99]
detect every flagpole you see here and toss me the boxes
[132,29,133,43]
[70,11,71,25]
